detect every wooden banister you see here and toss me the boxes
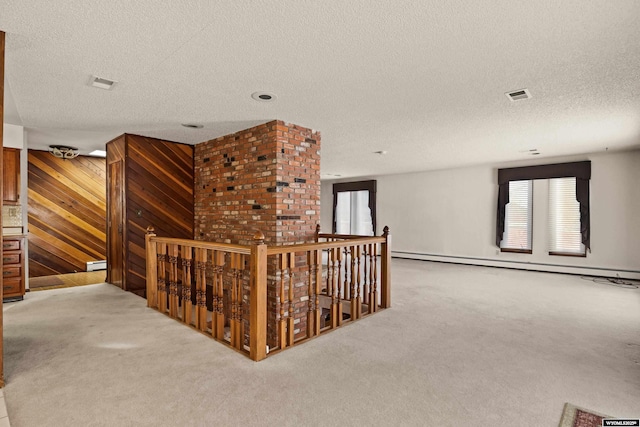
[144,225,391,362]
[266,236,384,255]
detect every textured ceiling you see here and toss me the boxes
[1,0,639,177]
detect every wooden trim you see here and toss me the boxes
[250,238,267,361]
[145,229,157,307]
[549,251,586,258]
[1,29,5,388]
[149,236,251,254]
[500,248,533,254]
[266,236,384,255]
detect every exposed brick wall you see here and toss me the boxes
[194,120,320,245]
[194,120,321,347]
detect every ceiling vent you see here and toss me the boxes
[505,88,531,101]
[90,76,116,90]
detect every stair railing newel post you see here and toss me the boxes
[381,226,391,309]
[145,226,158,308]
[249,230,268,361]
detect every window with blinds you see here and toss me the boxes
[500,180,532,252]
[548,177,585,255]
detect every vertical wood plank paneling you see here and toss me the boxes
[27,150,107,277]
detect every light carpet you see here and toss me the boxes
[3,259,640,426]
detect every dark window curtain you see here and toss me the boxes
[576,178,590,250]
[496,183,509,247]
[495,161,591,249]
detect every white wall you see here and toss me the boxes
[321,150,640,279]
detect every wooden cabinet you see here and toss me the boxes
[3,235,25,301]
[3,147,20,205]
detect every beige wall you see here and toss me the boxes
[321,149,640,278]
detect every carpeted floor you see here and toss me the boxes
[3,259,640,426]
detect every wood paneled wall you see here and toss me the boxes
[1,29,7,387]
[28,151,107,277]
[107,134,194,297]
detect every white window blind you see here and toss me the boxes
[548,177,585,254]
[501,180,532,251]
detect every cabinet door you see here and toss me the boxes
[3,147,20,205]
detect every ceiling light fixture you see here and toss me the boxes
[181,123,204,129]
[251,92,277,102]
[505,88,531,101]
[88,150,107,157]
[90,76,117,90]
[49,145,79,160]
[373,150,388,155]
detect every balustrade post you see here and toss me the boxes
[250,231,268,361]
[315,224,321,242]
[381,226,392,309]
[145,226,157,308]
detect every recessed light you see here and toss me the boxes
[373,150,388,155]
[89,150,107,157]
[251,92,276,102]
[90,76,117,90]
[181,123,204,129]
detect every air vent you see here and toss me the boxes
[506,88,531,101]
[90,76,117,90]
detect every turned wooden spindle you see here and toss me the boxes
[212,251,225,340]
[307,251,315,338]
[287,253,295,346]
[181,246,193,325]
[195,248,208,331]
[157,243,167,313]
[229,253,244,350]
[168,244,179,318]
[278,253,288,349]
[355,245,362,319]
[334,247,343,328]
[348,245,356,320]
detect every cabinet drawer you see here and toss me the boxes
[2,265,21,279]
[2,253,20,265]
[2,240,20,251]
[3,278,22,295]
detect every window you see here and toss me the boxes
[332,180,376,235]
[500,180,532,253]
[548,177,586,256]
[496,161,591,254]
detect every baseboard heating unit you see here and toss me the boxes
[86,260,107,272]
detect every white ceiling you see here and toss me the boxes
[2,0,639,178]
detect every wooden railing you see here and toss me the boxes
[145,225,391,361]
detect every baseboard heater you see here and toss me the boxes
[392,251,640,280]
[86,260,107,272]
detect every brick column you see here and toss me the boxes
[194,120,321,346]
